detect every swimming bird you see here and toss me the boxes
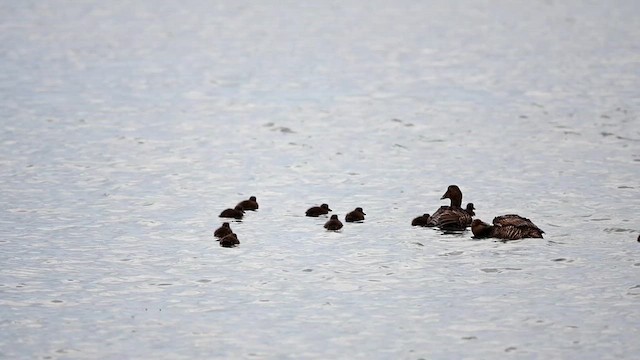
[237,196,259,211]
[411,213,431,227]
[465,203,476,216]
[214,222,233,239]
[324,214,343,231]
[345,207,366,222]
[426,185,473,230]
[219,205,244,219]
[306,203,332,217]
[219,233,240,247]
[471,215,544,240]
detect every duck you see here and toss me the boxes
[219,205,245,219]
[219,233,240,247]
[214,222,233,239]
[426,185,473,230]
[345,207,366,222]
[411,213,431,227]
[324,214,343,230]
[236,196,259,211]
[472,215,544,240]
[306,203,332,217]
[465,203,475,216]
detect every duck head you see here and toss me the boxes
[321,204,332,212]
[440,185,463,208]
[465,203,475,216]
[355,207,366,215]
[471,219,492,238]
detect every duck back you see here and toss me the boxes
[491,214,544,240]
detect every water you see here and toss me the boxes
[1,1,639,358]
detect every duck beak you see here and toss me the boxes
[440,190,449,200]
[327,208,332,212]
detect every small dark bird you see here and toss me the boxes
[237,196,259,211]
[411,213,431,227]
[324,214,343,231]
[427,185,473,230]
[219,233,240,247]
[345,207,366,222]
[306,203,332,217]
[472,215,544,240]
[219,205,244,219]
[214,222,233,239]
[465,203,475,216]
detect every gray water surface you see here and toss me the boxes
[1,1,639,359]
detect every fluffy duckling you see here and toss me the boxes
[219,205,245,219]
[219,233,240,247]
[214,222,233,239]
[237,196,259,211]
[324,214,343,231]
[411,213,431,227]
[306,203,332,217]
[345,207,366,222]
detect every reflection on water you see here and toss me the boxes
[1,0,639,359]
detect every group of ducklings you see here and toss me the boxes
[213,185,545,248]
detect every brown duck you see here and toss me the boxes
[324,214,343,231]
[214,222,233,239]
[219,233,240,247]
[219,205,245,219]
[426,185,473,230]
[472,215,544,240]
[345,207,366,222]
[306,203,332,217]
[411,213,431,227]
[237,196,259,211]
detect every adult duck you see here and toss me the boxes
[426,185,473,230]
[472,215,544,240]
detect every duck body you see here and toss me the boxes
[237,196,259,211]
[472,215,544,240]
[214,222,233,238]
[219,233,240,247]
[306,203,332,217]
[219,205,245,219]
[345,207,366,222]
[324,214,343,231]
[411,213,431,227]
[426,185,473,230]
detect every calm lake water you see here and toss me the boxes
[1,1,639,359]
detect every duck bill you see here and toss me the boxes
[440,190,450,200]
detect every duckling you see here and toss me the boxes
[411,213,431,227]
[219,233,240,247]
[306,203,332,217]
[465,203,476,216]
[219,205,245,219]
[427,185,473,230]
[237,196,259,211]
[345,207,366,222]
[324,215,343,231]
[214,222,233,239]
